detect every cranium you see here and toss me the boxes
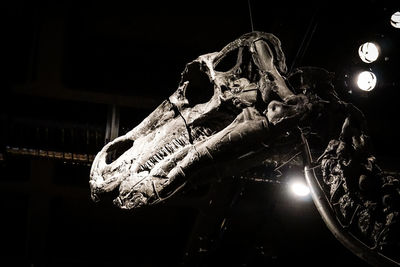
[90,32,399,265]
[90,32,311,208]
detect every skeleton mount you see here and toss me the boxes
[90,32,399,266]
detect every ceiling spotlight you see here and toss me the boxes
[391,11,400,28]
[290,180,310,197]
[358,42,379,63]
[357,71,377,91]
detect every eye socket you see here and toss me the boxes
[214,47,260,83]
[180,61,214,107]
[106,139,134,164]
[214,48,239,72]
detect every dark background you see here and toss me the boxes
[2,1,400,266]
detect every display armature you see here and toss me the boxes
[90,32,399,266]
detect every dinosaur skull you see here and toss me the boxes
[90,32,314,209]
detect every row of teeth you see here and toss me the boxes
[191,126,213,141]
[137,127,213,173]
[138,135,189,172]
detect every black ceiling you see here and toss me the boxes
[5,1,400,153]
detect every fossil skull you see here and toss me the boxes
[90,32,315,209]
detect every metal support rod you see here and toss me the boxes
[289,8,319,73]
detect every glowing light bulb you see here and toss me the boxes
[358,42,379,63]
[290,181,310,197]
[357,71,377,91]
[391,11,400,28]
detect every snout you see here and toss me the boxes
[89,99,193,207]
[89,135,134,201]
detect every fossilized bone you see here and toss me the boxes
[90,32,399,266]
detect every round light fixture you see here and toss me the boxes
[358,42,379,63]
[391,11,400,28]
[357,71,377,91]
[290,181,310,197]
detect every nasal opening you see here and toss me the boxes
[106,139,134,164]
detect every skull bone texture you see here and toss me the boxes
[90,32,316,209]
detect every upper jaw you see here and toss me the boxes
[90,104,263,205]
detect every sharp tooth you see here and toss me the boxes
[146,162,153,168]
[177,138,185,146]
[162,147,170,155]
[140,164,149,171]
[155,154,163,161]
[165,145,173,153]
[182,136,189,144]
[172,139,181,148]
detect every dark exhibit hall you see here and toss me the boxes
[2,1,400,266]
